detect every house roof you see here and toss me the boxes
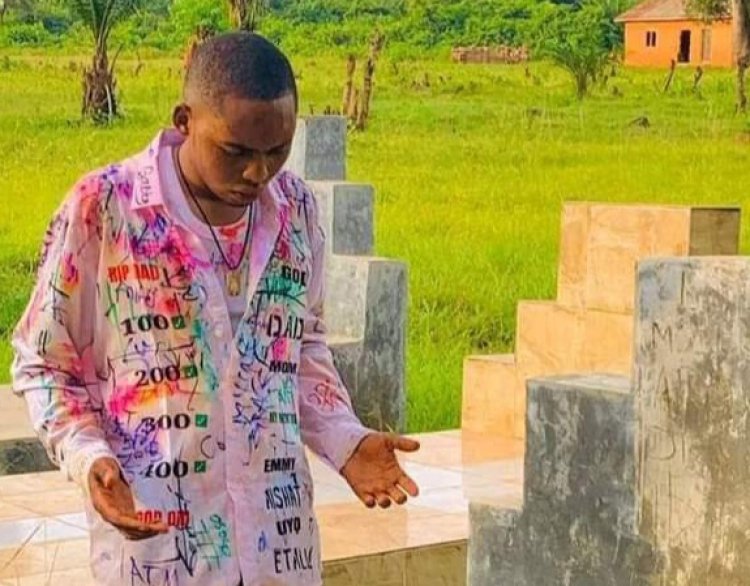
[615,0,716,22]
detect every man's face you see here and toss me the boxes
[182,92,297,206]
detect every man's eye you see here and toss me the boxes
[270,145,289,157]
[223,146,245,157]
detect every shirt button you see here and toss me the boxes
[216,327,225,338]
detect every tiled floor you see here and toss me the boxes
[0,430,524,585]
[0,395,33,442]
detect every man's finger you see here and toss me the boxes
[351,485,377,509]
[394,436,420,453]
[375,493,392,509]
[120,525,164,541]
[110,513,169,538]
[355,491,377,509]
[93,487,168,537]
[361,493,377,508]
[387,485,408,506]
[397,473,420,498]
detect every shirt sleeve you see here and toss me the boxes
[11,177,116,492]
[296,181,372,472]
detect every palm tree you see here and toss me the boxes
[67,0,143,123]
[227,0,267,31]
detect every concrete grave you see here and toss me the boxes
[287,116,408,433]
[468,257,750,585]
[462,203,741,440]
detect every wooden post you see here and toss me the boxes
[663,59,677,92]
[342,54,356,121]
[693,66,704,91]
[350,88,360,122]
[356,32,385,131]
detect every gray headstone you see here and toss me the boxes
[287,116,347,181]
[310,181,374,257]
[467,374,650,586]
[635,258,750,583]
[328,258,407,433]
[522,375,650,585]
[525,375,635,526]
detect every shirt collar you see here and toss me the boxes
[130,129,289,212]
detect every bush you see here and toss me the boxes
[1,22,54,46]
[170,0,230,41]
[110,11,167,50]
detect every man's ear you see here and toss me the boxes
[172,104,192,135]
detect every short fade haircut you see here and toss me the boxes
[184,32,297,110]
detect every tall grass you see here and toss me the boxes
[1,51,748,431]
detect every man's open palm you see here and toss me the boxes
[89,458,169,540]
[341,433,420,508]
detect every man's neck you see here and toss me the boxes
[175,144,248,226]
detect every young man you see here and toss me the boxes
[12,33,419,585]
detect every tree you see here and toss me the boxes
[533,2,615,98]
[227,0,267,31]
[67,0,144,123]
[689,0,749,111]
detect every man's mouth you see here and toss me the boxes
[230,188,259,200]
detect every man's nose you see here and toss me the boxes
[243,157,270,186]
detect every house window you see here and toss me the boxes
[701,28,712,61]
[646,31,658,47]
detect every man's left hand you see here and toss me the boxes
[341,432,420,508]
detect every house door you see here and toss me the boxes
[679,30,692,63]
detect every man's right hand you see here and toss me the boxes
[88,457,169,540]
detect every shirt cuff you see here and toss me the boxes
[331,424,374,473]
[62,441,119,496]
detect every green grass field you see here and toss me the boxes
[1,50,749,432]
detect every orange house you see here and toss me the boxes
[616,0,733,67]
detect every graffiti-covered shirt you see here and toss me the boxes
[11,130,371,586]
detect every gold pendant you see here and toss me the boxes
[227,270,242,297]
